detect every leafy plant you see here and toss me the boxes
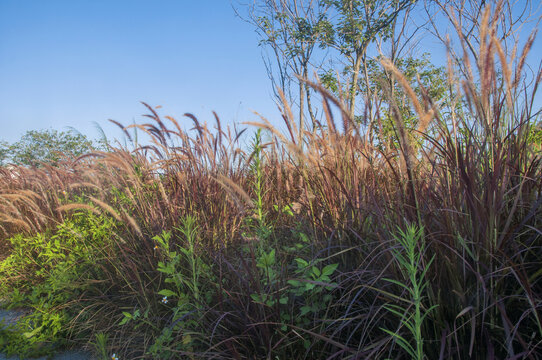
[147,216,212,358]
[0,128,95,167]
[91,332,109,360]
[381,225,436,360]
[0,212,115,357]
[250,230,339,336]
[287,256,338,326]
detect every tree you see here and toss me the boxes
[319,0,417,120]
[0,141,9,166]
[240,0,333,142]
[362,53,448,142]
[1,129,94,167]
[424,0,539,77]
[241,0,418,131]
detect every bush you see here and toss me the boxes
[0,212,116,357]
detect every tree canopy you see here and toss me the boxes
[0,129,95,167]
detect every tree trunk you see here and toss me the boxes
[298,78,305,147]
[301,65,317,131]
[306,84,316,130]
[347,38,372,123]
[348,50,364,122]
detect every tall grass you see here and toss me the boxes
[0,2,541,358]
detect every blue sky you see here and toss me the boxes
[0,0,278,143]
[1,1,540,144]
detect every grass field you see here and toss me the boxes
[1,4,541,360]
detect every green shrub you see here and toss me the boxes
[0,212,115,357]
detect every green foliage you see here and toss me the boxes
[320,53,448,123]
[0,140,9,166]
[142,217,213,358]
[368,54,448,146]
[364,54,447,109]
[1,129,94,167]
[0,212,115,357]
[249,129,268,232]
[286,252,338,327]
[257,12,326,55]
[91,332,110,360]
[381,225,436,360]
[155,217,211,305]
[251,229,338,335]
[528,121,542,147]
[321,0,413,49]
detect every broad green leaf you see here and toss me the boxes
[22,325,44,339]
[321,263,338,276]
[311,266,321,278]
[158,289,176,297]
[288,279,301,287]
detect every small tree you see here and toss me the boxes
[241,0,418,129]
[0,141,9,166]
[319,0,417,119]
[1,129,94,167]
[240,0,333,142]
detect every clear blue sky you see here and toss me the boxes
[1,1,540,144]
[0,0,278,143]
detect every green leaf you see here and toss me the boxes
[305,282,316,291]
[321,263,338,276]
[118,316,131,326]
[381,328,416,358]
[300,305,312,316]
[299,233,310,243]
[267,249,276,265]
[22,325,44,339]
[383,277,412,293]
[158,289,176,297]
[288,279,301,287]
[121,311,132,318]
[295,258,309,269]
